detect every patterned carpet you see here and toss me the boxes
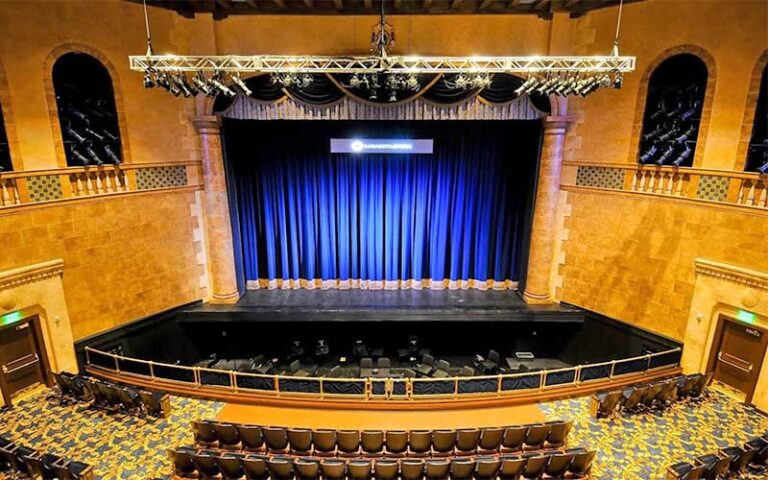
[0,388,766,479]
[539,388,768,480]
[0,390,223,479]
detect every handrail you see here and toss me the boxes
[84,346,682,401]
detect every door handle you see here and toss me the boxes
[2,354,39,375]
[717,352,753,373]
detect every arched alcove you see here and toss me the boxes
[637,54,709,167]
[52,52,123,167]
[745,62,768,172]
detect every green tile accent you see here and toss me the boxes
[696,175,730,202]
[135,166,188,190]
[26,175,63,203]
[575,166,624,190]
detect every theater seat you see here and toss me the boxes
[400,459,425,480]
[243,455,269,480]
[478,427,503,454]
[192,420,218,448]
[721,445,756,474]
[449,458,475,480]
[520,454,548,480]
[373,459,398,480]
[287,428,313,455]
[694,453,731,480]
[312,429,337,457]
[267,456,295,480]
[347,459,372,480]
[501,426,527,453]
[543,452,574,479]
[432,430,456,457]
[474,457,500,480]
[456,429,481,455]
[214,423,242,450]
[408,431,432,457]
[263,426,289,453]
[361,430,385,456]
[746,436,768,467]
[320,459,346,480]
[337,430,361,457]
[666,462,705,480]
[499,456,526,480]
[590,390,623,418]
[523,425,549,451]
[384,431,408,457]
[544,420,572,449]
[567,450,596,479]
[294,458,320,480]
[217,454,246,480]
[192,453,220,480]
[239,425,266,452]
[425,458,450,480]
[168,448,197,479]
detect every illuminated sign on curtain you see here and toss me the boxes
[331,138,434,154]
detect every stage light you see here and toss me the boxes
[104,144,122,164]
[639,145,658,164]
[85,127,105,142]
[612,72,623,89]
[85,145,104,165]
[192,72,215,97]
[143,70,155,88]
[674,125,695,144]
[64,123,89,145]
[680,100,701,121]
[655,144,675,165]
[210,72,236,98]
[671,144,692,167]
[172,74,197,97]
[71,148,92,166]
[231,74,253,97]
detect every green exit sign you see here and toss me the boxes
[737,309,758,325]
[0,311,23,326]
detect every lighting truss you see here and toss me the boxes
[129,54,635,75]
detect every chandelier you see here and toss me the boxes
[134,0,634,101]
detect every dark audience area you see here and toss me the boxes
[0,434,94,480]
[51,370,171,419]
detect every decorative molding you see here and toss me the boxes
[0,259,65,291]
[694,258,768,291]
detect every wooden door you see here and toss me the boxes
[0,319,47,402]
[712,318,767,403]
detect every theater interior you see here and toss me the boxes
[0,0,767,479]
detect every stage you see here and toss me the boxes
[180,289,585,323]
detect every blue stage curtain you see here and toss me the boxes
[224,120,539,289]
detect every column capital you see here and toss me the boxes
[193,115,222,134]
[542,116,574,133]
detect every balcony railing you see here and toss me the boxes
[564,162,768,211]
[84,346,682,401]
[0,162,202,210]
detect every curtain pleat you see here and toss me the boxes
[227,120,538,290]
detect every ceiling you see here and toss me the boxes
[129,0,643,19]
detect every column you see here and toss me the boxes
[523,116,571,304]
[194,115,240,303]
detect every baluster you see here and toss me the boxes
[1,180,9,206]
[674,174,684,196]
[651,172,660,193]
[11,180,19,204]
[94,172,102,194]
[631,171,640,191]
[758,181,768,208]
[76,173,85,196]
[747,181,757,206]
[104,171,114,193]
[85,172,94,195]
[737,179,748,204]
[640,171,650,192]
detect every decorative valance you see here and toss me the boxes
[216,73,550,121]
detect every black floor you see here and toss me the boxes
[182,289,584,323]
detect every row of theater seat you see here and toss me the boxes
[590,373,711,418]
[191,421,574,456]
[169,447,597,480]
[666,431,768,479]
[0,435,94,480]
[52,370,171,418]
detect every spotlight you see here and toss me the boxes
[671,144,692,167]
[642,125,663,142]
[680,100,701,121]
[143,70,155,89]
[103,144,122,165]
[172,74,197,97]
[655,144,675,165]
[388,91,398,102]
[612,72,623,89]
[71,148,92,166]
[674,125,696,144]
[85,127,105,142]
[639,145,658,164]
[193,72,215,97]
[101,129,119,143]
[64,123,88,145]
[231,74,253,97]
[758,160,768,174]
[156,73,179,96]
[405,74,420,91]
[85,145,104,165]
[210,72,236,98]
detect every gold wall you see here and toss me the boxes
[1,0,766,346]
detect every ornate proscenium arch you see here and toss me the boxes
[43,43,132,168]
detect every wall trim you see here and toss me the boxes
[0,259,64,291]
[694,258,768,292]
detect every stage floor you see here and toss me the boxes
[182,289,585,323]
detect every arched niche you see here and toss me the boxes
[637,53,709,168]
[51,51,123,167]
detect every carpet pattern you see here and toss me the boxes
[0,388,766,479]
[539,389,768,480]
[0,391,223,479]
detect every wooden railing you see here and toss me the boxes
[564,162,768,211]
[84,346,682,407]
[0,161,202,211]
